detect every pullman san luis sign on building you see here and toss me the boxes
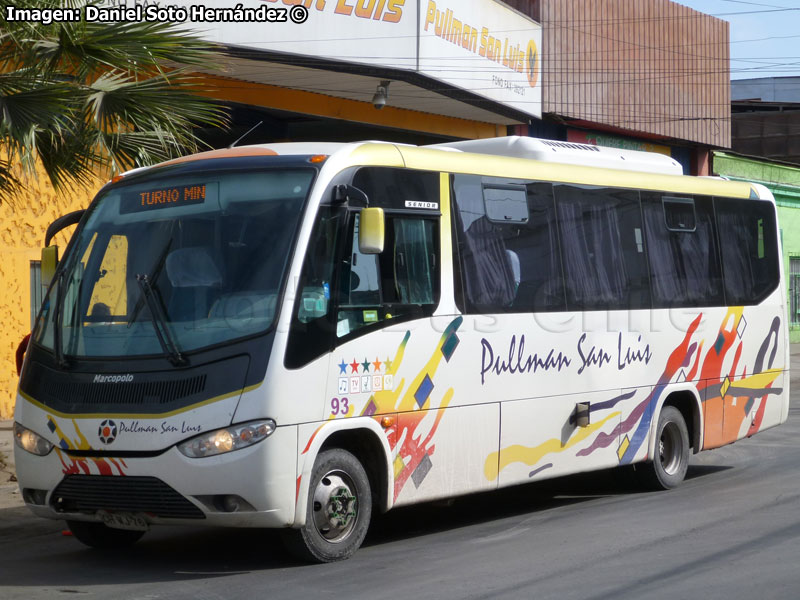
[133,0,543,118]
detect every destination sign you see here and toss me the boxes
[120,183,208,214]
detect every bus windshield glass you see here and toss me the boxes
[33,168,314,359]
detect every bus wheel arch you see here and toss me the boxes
[640,390,700,490]
[318,428,391,516]
[294,422,393,528]
[282,447,372,562]
[670,391,702,455]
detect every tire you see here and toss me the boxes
[637,406,690,490]
[67,520,145,549]
[282,448,372,563]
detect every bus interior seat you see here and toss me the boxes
[506,249,521,292]
[165,247,223,321]
[460,217,516,308]
[506,236,566,310]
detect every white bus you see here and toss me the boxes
[14,137,789,562]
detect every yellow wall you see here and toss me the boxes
[0,169,102,419]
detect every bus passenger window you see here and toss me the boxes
[642,193,723,307]
[483,185,529,224]
[663,197,697,231]
[337,214,438,338]
[453,176,565,313]
[715,198,779,305]
[392,218,435,305]
[337,213,382,337]
[452,176,517,311]
[553,185,647,311]
[288,169,441,364]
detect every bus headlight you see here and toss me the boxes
[177,420,276,458]
[13,423,54,456]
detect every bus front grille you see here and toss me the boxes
[52,475,205,519]
[37,375,207,409]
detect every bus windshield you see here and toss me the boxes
[34,168,314,359]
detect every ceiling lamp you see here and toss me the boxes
[372,80,390,109]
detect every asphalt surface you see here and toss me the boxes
[0,350,798,599]
[0,420,19,510]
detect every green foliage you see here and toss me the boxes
[0,0,228,202]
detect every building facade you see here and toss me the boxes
[510,0,730,174]
[731,77,800,165]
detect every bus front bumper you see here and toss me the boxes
[14,424,299,530]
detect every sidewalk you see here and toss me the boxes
[0,420,22,509]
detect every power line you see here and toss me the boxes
[224,58,799,81]
[702,0,795,8]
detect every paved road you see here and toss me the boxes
[1,356,798,599]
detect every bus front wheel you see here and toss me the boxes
[282,448,372,563]
[67,520,145,549]
[638,406,690,490]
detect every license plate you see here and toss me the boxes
[97,510,149,531]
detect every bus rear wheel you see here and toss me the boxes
[67,520,145,549]
[638,406,690,490]
[282,448,372,563]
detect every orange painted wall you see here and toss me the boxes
[0,168,101,419]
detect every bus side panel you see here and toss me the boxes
[251,350,331,429]
[393,404,499,507]
[322,327,411,424]
[726,304,787,441]
[316,315,498,507]
[495,389,622,489]
[745,370,786,436]
[617,385,653,464]
[702,384,724,450]
[700,303,786,449]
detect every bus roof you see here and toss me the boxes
[117,139,763,201]
[427,136,684,176]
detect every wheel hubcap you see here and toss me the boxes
[312,470,358,543]
[659,421,682,475]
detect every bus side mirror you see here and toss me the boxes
[41,209,85,287]
[45,209,85,246]
[41,245,59,287]
[359,207,385,254]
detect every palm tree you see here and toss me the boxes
[0,0,227,203]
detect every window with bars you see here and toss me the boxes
[790,257,800,326]
[29,260,42,330]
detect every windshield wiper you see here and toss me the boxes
[135,274,187,366]
[128,238,172,328]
